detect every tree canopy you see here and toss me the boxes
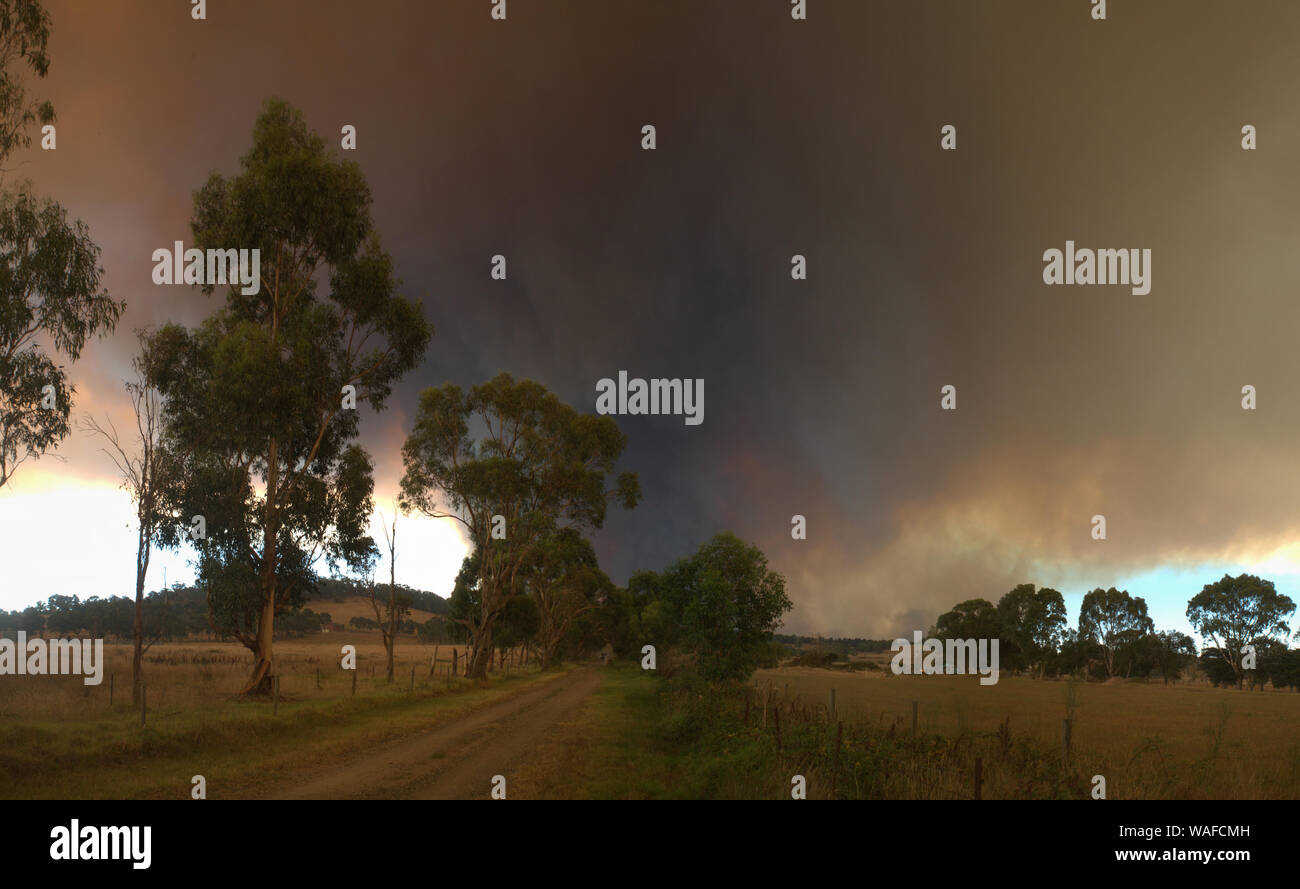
[1187,573,1295,686]
[653,532,792,681]
[400,372,638,678]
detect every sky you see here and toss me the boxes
[2,0,1300,645]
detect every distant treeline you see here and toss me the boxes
[928,576,1300,690]
[775,635,894,655]
[0,577,452,644]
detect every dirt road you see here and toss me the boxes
[268,667,602,800]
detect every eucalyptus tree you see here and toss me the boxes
[143,98,431,694]
[400,373,639,679]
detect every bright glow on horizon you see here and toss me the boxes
[0,473,469,611]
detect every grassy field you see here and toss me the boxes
[4,637,1297,799]
[524,663,1300,800]
[749,666,1300,798]
[0,635,544,799]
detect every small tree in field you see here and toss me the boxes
[80,352,176,704]
[368,504,410,683]
[658,532,792,681]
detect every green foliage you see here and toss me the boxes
[789,650,838,668]
[415,615,453,644]
[1198,648,1239,688]
[584,667,1087,800]
[1187,574,1295,684]
[0,1,55,167]
[995,584,1066,675]
[1259,645,1300,692]
[523,527,613,667]
[934,598,1000,641]
[1078,587,1153,678]
[0,184,121,487]
[400,372,638,676]
[0,584,248,642]
[655,532,792,681]
[494,594,540,650]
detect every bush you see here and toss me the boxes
[789,651,838,668]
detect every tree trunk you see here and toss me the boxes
[386,515,397,683]
[243,594,275,695]
[241,442,279,696]
[131,525,147,706]
[467,633,493,679]
[385,631,395,683]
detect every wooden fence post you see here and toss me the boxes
[831,721,843,799]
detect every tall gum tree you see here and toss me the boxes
[400,373,639,679]
[143,98,432,694]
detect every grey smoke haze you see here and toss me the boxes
[11,0,1300,637]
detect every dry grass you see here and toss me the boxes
[753,667,1300,798]
[0,635,504,722]
[307,598,440,625]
